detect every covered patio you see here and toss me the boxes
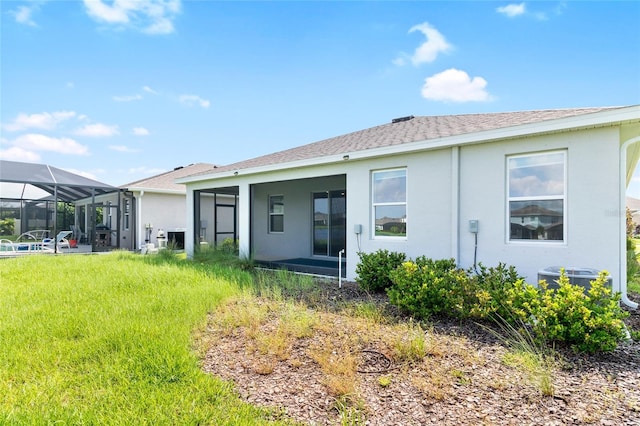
[0,160,121,254]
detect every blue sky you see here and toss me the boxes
[1,1,639,194]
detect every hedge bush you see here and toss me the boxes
[532,270,628,353]
[363,252,630,353]
[355,249,406,292]
[387,257,462,317]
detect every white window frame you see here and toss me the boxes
[371,168,407,239]
[506,150,567,244]
[268,194,284,233]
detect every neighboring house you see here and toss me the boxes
[626,196,640,232]
[76,163,237,251]
[178,106,640,308]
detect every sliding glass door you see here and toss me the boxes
[313,190,346,257]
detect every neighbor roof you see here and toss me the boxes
[0,160,118,202]
[181,106,635,182]
[123,163,216,192]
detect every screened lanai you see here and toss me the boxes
[0,160,120,253]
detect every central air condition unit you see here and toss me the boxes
[537,266,611,291]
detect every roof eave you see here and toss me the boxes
[177,105,640,184]
[125,187,186,195]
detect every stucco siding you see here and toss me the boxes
[344,149,454,280]
[457,127,621,287]
[137,192,186,245]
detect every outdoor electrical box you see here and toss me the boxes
[469,220,479,233]
[354,224,362,234]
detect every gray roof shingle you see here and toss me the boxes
[122,163,216,191]
[185,107,627,179]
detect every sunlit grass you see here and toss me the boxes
[0,252,281,425]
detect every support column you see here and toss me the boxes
[238,183,251,260]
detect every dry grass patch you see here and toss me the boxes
[198,279,639,425]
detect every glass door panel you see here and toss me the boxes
[313,192,329,256]
[312,190,346,257]
[329,190,346,257]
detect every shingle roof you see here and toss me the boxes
[186,107,627,179]
[123,163,216,191]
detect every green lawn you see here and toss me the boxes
[0,252,283,425]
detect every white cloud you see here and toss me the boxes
[83,0,182,35]
[9,134,90,155]
[0,146,41,162]
[179,94,210,108]
[395,22,452,66]
[74,123,120,137]
[421,68,492,102]
[554,2,568,16]
[10,4,39,27]
[109,145,140,153]
[533,12,548,21]
[83,0,129,24]
[113,94,142,102]
[132,127,150,136]
[3,111,77,132]
[143,85,157,94]
[497,3,526,17]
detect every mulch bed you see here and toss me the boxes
[201,280,640,425]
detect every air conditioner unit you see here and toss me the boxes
[537,266,611,291]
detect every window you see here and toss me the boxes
[269,195,284,233]
[107,201,112,229]
[372,168,407,238]
[124,199,130,230]
[507,151,566,242]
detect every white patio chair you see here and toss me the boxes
[43,231,73,252]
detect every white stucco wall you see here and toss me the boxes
[344,148,455,275]
[185,126,625,289]
[457,127,621,287]
[135,192,186,247]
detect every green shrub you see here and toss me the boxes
[465,263,527,319]
[385,258,628,353]
[219,238,239,254]
[531,270,628,353]
[0,218,14,236]
[355,249,406,292]
[387,257,463,318]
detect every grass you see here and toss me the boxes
[483,315,556,397]
[3,248,626,424]
[0,251,282,425]
[630,238,640,294]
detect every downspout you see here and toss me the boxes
[620,136,640,309]
[451,146,460,263]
